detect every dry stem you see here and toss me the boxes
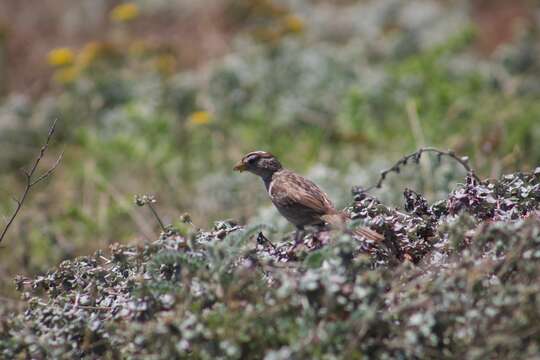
[358,147,480,194]
[0,119,63,244]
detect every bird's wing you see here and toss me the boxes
[269,171,385,241]
[269,170,335,216]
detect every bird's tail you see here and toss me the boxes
[321,213,384,242]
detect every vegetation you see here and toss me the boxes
[1,170,539,358]
[0,0,539,358]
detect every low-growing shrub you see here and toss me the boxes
[1,169,539,359]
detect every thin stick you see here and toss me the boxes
[147,202,166,232]
[257,231,276,250]
[358,147,480,194]
[0,119,63,244]
[134,194,168,234]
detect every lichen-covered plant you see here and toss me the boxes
[1,169,538,359]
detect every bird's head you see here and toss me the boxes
[233,151,283,178]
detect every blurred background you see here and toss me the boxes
[0,0,539,298]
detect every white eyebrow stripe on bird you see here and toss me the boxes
[245,154,260,162]
[243,151,273,161]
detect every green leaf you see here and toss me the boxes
[304,250,326,269]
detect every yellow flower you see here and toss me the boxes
[47,48,74,67]
[53,66,80,84]
[283,15,305,34]
[110,3,139,23]
[77,41,103,68]
[154,54,176,76]
[188,111,212,126]
[128,40,147,56]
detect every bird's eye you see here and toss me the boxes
[247,156,258,164]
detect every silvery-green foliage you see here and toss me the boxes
[2,170,539,359]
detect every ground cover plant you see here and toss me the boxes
[1,165,539,358]
[1,1,540,291]
[1,1,540,358]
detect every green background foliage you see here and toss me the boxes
[0,0,539,357]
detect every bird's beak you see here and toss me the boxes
[233,161,247,172]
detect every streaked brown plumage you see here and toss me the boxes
[234,151,383,242]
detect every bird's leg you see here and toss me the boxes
[293,226,305,246]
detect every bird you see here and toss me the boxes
[233,151,384,243]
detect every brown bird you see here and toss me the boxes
[233,151,383,243]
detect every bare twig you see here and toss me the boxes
[134,194,167,233]
[0,119,63,244]
[94,177,154,241]
[357,147,480,194]
[257,231,276,250]
[147,202,166,231]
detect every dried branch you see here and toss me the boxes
[147,202,166,231]
[134,194,167,232]
[257,231,276,251]
[357,147,480,194]
[0,119,63,244]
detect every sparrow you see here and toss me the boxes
[233,151,383,243]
